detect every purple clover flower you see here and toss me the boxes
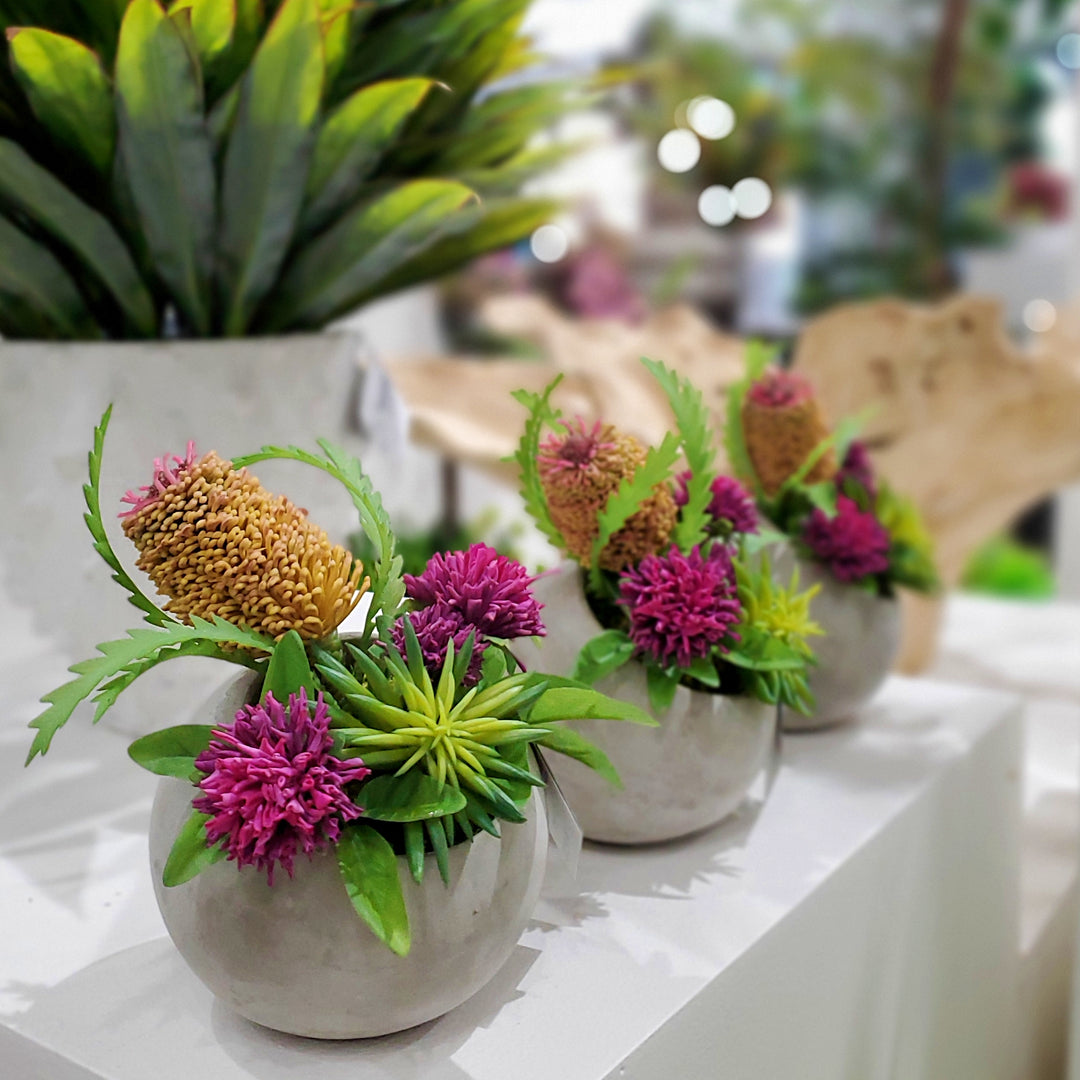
[674,472,759,535]
[803,495,890,583]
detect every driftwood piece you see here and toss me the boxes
[792,294,1080,585]
[386,295,745,478]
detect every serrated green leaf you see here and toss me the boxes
[336,822,411,956]
[128,724,216,778]
[218,0,324,335]
[114,0,215,334]
[27,617,275,763]
[163,809,226,887]
[301,77,434,236]
[642,357,717,551]
[725,341,776,497]
[512,376,566,550]
[359,771,467,823]
[589,432,681,592]
[7,28,116,176]
[570,629,635,686]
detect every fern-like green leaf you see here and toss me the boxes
[230,441,404,643]
[588,431,681,593]
[511,376,565,551]
[83,406,173,628]
[27,617,275,763]
[724,340,777,498]
[642,356,716,550]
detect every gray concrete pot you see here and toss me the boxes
[515,564,776,846]
[772,548,901,732]
[0,333,367,734]
[147,674,548,1040]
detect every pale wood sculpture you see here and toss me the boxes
[386,295,745,479]
[793,294,1080,671]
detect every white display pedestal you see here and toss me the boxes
[0,589,1024,1080]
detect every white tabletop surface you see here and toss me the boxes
[0,570,1026,1080]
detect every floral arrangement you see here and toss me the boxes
[514,358,822,716]
[28,409,651,955]
[724,346,940,597]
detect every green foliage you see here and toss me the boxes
[589,432,681,593]
[641,356,717,550]
[512,376,566,550]
[533,727,620,789]
[645,663,679,714]
[336,822,411,957]
[260,629,317,704]
[360,772,468,822]
[163,810,226,887]
[571,629,636,686]
[962,534,1056,600]
[875,482,940,595]
[128,724,215,778]
[0,0,582,338]
[26,616,274,762]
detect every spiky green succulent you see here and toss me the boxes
[0,0,574,339]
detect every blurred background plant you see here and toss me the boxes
[0,0,585,338]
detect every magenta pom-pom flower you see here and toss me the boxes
[392,605,488,685]
[836,441,877,498]
[404,543,545,642]
[803,496,891,583]
[193,690,370,884]
[674,472,759,535]
[618,545,742,670]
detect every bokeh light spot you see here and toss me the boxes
[1022,299,1057,333]
[733,177,773,219]
[688,96,736,141]
[530,224,569,264]
[1057,33,1080,69]
[698,185,737,227]
[658,129,702,173]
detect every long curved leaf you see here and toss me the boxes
[163,810,226,887]
[262,178,474,332]
[0,139,157,335]
[300,77,433,236]
[7,28,115,176]
[114,0,215,334]
[218,0,324,335]
[167,0,236,70]
[336,822,411,956]
[0,213,97,338]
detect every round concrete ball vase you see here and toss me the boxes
[515,563,777,846]
[147,675,549,1040]
[772,548,902,732]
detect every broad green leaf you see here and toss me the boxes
[114,0,215,334]
[163,810,226,887]
[359,771,467,822]
[218,0,324,335]
[646,664,679,714]
[27,616,276,763]
[318,1,353,91]
[589,432,681,593]
[262,179,475,332]
[168,0,236,69]
[260,629,317,704]
[571,630,636,687]
[528,686,655,727]
[336,822,411,956]
[0,140,156,335]
[480,645,508,686]
[0,213,97,338]
[128,724,216,778]
[686,656,721,688]
[373,197,556,300]
[537,727,620,788]
[301,77,433,235]
[7,28,115,176]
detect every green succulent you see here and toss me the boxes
[0,0,574,339]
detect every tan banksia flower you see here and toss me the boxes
[120,447,367,641]
[742,370,837,495]
[538,418,676,571]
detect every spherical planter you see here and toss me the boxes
[146,675,548,1040]
[515,563,776,846]
[772,548,901,732]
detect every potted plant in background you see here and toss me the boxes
[725,345,940,730]
[27,408,650,1039]
[512,358,821,845]
[0,0,575,676]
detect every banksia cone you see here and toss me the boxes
[120,448,367,641]
[538,419,676,571]
[741,370,837,496]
